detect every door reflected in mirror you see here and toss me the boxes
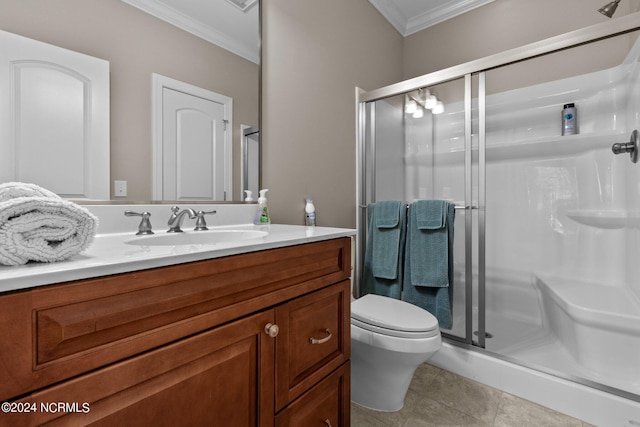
[152,74,233,201]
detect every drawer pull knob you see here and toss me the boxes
[324,420,332,427]
[264,323,279,338]
[310,328,332,344]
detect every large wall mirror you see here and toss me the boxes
[0,0,260,203]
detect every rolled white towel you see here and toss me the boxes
[0,182,98,266]
[0,181,59,202]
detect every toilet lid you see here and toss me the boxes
[351,294,439,335]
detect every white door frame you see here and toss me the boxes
[152,73,233,200]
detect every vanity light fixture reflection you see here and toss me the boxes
[404,89,445,117]
[405,95,418,114]
[424,93,438,110]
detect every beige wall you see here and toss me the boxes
[0,0,259,201]
[403,0,640,93]
[262,0,640,229]
[261,0,403,228]
[403,0,636,78]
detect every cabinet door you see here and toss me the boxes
[275,362,350,427]
[275,280,350,410]
[2,311,275,427]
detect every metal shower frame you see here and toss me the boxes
[355,12,640,348]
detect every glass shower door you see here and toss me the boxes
[357,75,482,346]
[405,76,479,344]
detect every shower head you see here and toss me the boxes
[598,0,621,18]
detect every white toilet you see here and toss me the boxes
[350,294,442,412]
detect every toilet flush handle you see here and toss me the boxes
[310,328,332,344]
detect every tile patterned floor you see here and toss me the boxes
[351,363,595,427]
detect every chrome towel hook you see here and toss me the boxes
[611,129,639,163]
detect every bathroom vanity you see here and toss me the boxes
[0,218,353,426]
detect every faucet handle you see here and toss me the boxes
[194,210,217,231]
[124,210,154,235]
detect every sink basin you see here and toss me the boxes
[125,229,268,246]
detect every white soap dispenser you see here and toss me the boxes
[254,189,271,225]
[305,197,316,226]
[244,190,254,202]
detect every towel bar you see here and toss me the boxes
[359,204,477,210]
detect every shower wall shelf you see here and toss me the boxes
[565,209,629,229]
[404,130,627,165]
[485,131,628,162]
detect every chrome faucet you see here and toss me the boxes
[194,210,217,231]
[124,210,154,235]
[167,206,196,233]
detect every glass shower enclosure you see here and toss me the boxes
[356,15,640,402]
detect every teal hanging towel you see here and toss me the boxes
[361,201,407,300]
[402,200,455,329]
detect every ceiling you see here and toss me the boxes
[120,0,495,64]
[369,0,496,36]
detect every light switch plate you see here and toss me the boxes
[114,180,127,197]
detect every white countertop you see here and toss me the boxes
[0,224,355,294]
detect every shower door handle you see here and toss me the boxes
[611,129,639,163]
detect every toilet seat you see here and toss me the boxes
[351,294,440,339]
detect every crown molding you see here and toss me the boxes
[225,0,258,12]
[121,0,259,64]
[367,0,408,36]
[405,0,495,36]
[369,0,495,37]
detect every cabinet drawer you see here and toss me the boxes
[275,280,350,410]
[275,362,350,427]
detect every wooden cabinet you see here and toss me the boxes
[0,238,351,427]
[275,281,350,411]
[275,362,350,427]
